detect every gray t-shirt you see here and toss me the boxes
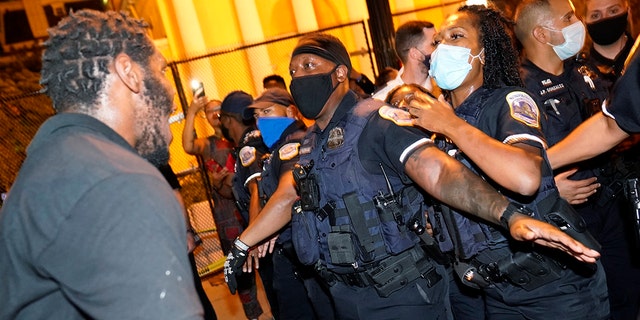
[0,113,203,319]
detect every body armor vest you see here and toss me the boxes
[292,99,423,273]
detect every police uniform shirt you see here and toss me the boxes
[604,53,640,133]
[355,100,436,180]
[260,120,307,244]
[521,58,609,147]
[588,33,634,87]
[233,128,269,209]
[467,87,546,150]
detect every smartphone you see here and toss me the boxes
[191,80,205,98]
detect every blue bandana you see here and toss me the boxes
[256,117,295,148]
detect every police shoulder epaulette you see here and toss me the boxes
[279,142,300,161]
[506,91,540,128]
[378,105,413,126]
[239,146,257,167]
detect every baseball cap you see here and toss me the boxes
[220,90,253,116]
[244,88,295,120]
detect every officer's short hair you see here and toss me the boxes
[514,0,552,43]
[394,21,435,64]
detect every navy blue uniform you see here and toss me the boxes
[292,91,451,320]
[231,128,278,318]
[257,120,335,320]
[522,58,640,320]
[442,86,608,319]
[606,52,640,133]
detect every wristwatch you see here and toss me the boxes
[499,202,532,229]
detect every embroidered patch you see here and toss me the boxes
[239,146,257,167]
[327,127,344,149]
[506,91,540,128]
[279,142,300,161]
[379,105,413,126]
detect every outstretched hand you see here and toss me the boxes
[508,214,600,263]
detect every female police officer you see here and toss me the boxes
[406,5,608,319]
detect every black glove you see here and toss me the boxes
[223,238,249,294]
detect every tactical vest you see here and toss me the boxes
[291,99,423,273]
[433,87,558,260]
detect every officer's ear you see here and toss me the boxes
[532,25,549,45]
[335,65,349,83]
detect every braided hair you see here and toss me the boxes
[458,5,523,88]
[40,10,155,113]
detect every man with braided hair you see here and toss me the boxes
[0,10,204,319]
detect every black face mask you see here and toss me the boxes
[220,123,233,143]
[587,12,628,45]
[418,49,431,73]
[289,67,339,119]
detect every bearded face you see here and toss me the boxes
[134,68,174,167]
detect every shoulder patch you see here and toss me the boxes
[378,105,413,126]
[506,91,540,128]
[279,142,300,161]
[239,146,257,167]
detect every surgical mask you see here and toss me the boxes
[289,66,339,119]
[587,12,628,45]
[429,44,484,90]
[256,117,295,148]
[544,21,586,60]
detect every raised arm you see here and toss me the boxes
[548,112,629,169]
[181,96,210,156]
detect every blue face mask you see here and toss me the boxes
[429,44,484,90]
[256,117,295,148]
[544,21,586,60]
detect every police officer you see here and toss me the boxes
[407,5,608,319]
[515,0,640,318]
[582,0,634,89]
[548,51,640,165]
[217,91,277,318]
[243,88,335,319]
[223,33,602,320]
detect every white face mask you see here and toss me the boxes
[429,44,484,90]
[543,21,586,60]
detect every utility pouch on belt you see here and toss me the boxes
[540,196,602,251]
[328,225,358,265]
[367,247,441,297]
[496,251,563,291]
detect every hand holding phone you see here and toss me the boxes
[191,80,205,98]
